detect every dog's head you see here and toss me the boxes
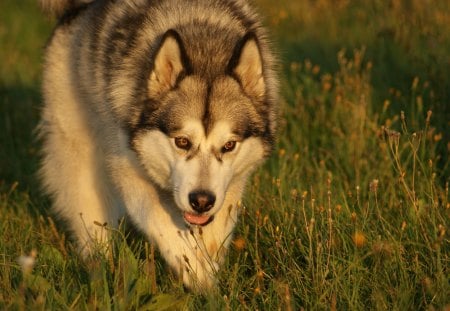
[130,30,276,226]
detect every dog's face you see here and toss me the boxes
[130,30,273,226]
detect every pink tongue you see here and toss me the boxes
[184,212,211,226]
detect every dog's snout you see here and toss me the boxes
[188,190,216,213]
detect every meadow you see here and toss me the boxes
[1,0,449,309]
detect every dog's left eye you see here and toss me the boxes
[221,141,236,153]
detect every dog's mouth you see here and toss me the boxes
[183,212,214,226]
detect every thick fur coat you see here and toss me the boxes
[39,0,278,289]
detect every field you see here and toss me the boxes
[1,0,449,309]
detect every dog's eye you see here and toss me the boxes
[221,141,236,153]
[174,137,191,150]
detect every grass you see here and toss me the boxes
[1,0,449,309]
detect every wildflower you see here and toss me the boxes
[278,9,287,20]
[301,191,308,200]
[433,133,442,142]
[312,65,320,75]
[254,287,261,295]
[322,81,332,92]
[256,270,264,280]
[353,231,366,248]
[17,249,37,274]
[233,237,246,251]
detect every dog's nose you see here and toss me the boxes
[188,190,216,213]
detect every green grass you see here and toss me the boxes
[1,0,449,309]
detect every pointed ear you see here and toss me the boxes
[148,30,189,97]
[228,33,265,99]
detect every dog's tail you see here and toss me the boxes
[39,0,94,17]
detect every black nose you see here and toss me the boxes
[188,190,216,213]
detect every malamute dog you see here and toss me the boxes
[39,0,278,289]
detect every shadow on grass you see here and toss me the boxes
[0,84,42,196]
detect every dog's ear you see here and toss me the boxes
[148,30,190,97]
[228,33,265,100]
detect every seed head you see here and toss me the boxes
[290,189,298,200]
[370,179,379,193]
[412,76,419,90]
[401,221,407,231]
[351,212,357,222]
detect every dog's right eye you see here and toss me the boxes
[174,137,192,150]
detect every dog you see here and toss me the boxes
[38,0,278,290]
